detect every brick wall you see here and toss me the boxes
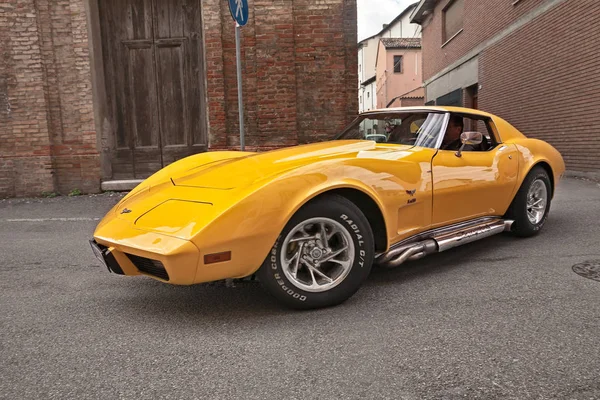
[399,98,425,107]
[1,1,55,198]
[38,0,100,195]
[1,0,358,198]
[421,0,546,80]
[207,0,358,149]
[0,0,100,198]
[419,0,600,175]
[480,0,600,174]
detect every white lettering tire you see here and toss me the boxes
[257,194,374,309]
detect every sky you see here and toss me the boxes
[357,0,418,42]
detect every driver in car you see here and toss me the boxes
[441,115,482,152]
[441,115,465,150]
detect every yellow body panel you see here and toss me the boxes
[93,106,565,285]
[431,144,520,226]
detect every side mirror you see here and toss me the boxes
[461,131,483,145]
[455,131,483,157]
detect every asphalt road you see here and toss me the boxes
[1,178,599,400]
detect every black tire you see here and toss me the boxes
[257,195,375,310]
[505,166,552,237]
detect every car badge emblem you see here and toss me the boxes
[120,208,132,214]
[406,189,416,196]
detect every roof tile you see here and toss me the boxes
[380,38,422,49]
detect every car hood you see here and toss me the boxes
[170,140,413,189]
[99,140,422,240]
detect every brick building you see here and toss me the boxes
[411,0,600,177]
[0,0,358,198]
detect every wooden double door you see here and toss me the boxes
[99,0,207,179]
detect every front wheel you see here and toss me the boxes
[505,166,552,237]
[257,195,374,309]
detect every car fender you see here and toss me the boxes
[491,115,565,198]
[190,165,391,282]
[510,138,565,198]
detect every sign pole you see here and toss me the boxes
[228,0,248,151]
[235,22,245,151]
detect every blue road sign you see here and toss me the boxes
[228,0,249,26]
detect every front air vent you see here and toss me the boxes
[126,254,169,281]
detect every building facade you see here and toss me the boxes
[0,0,358,198]
[375,38,423,108]
[411,0,600,177]
[360,77,377,113]
[358,2,421,112]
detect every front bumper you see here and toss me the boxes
[90,239,174,280]
[90,215,266,285]
[91,215,201,285]
[89,239,125,275]
[90,185,278,285]
[89,236,201,284]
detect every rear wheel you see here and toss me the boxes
[505,166,552,237]
[258,195,374,309]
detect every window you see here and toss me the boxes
[393,56,403,73]
[443,0,463,44]
[335,112,447,148]
[367,92,370,99]
[439,113,499,152]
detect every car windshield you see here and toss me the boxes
[336,111,447,148]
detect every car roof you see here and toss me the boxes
[360,106,495,119]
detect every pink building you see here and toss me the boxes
[375,38,424,108]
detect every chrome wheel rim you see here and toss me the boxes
[281,218,355,293]
[526,179,548,224]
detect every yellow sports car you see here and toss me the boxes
[90,106,565,309]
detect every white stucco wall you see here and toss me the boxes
[358,4,421,109]
[359,81,376,113]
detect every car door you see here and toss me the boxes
[431,119,519,227]
[344,110,445,244]
[377,146,438,242]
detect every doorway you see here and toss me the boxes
[98,0,208,179]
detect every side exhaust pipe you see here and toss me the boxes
[379,219,514,269]
[382,240,437,268]
[435,219,506,252]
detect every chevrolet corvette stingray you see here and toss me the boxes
[90,106,565,309]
